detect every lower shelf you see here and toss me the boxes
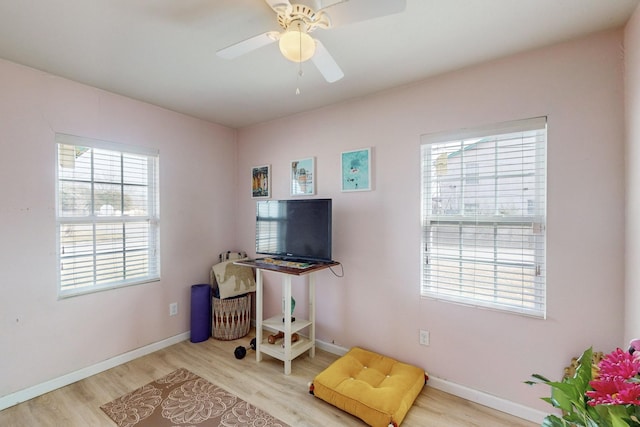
[262,315,312,335]
[258,335,314,362]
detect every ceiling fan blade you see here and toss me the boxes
[311,40,343,83]
[264,0,292,14]
[216,31,280,60]
[321,0,406,28]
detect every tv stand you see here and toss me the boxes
[236,260,339,375]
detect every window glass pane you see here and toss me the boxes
[123,154,149,186]
[58,145,91,180]
[96,253,124,284]
[124,184,148,215]
[94,183,123,216]
[59,180,91,217]
[95,222,124,254]
[60,223,94,291]
[60,255,94,291]
[93,149,122,184]
[125,222,150,250]
[60,223,94,257]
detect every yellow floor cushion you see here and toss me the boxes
[310,347,428,427]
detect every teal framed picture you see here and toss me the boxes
[341,148,371,192]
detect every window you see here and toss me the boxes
[55,134,160,297]
[420,117,546,317]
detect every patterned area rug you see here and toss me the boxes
[101,368,290,427]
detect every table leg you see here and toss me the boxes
[256,269,263,363]
[309,272,316,358]
[283,275,292,375]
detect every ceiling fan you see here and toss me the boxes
[216,0,407,83]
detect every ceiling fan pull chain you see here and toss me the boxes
[296,23,304,95]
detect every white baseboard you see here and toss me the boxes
[0,332,190,411]
[314,339,349,356]
[313,338,546,425]
[425,376,547,424]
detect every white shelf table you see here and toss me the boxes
[237,260,338,375]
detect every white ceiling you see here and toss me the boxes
[0,0,638,129]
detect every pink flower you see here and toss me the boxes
[597,348,640,380]
[587,378,640,406]
[585,348,640,406]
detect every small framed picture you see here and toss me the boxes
[341,148,371,192]
[251,164,271,198]
[290,157,315,196]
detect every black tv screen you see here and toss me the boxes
[255,199,332,262]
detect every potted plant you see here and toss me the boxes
[526,342,640,427]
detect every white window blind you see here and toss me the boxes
[55,134,160,297]
[420,117,546,317]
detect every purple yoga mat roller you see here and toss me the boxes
[190,284,212,343]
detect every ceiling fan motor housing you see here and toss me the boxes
[277,3,330,32]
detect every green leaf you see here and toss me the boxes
[590,404,637,427]
[549,381,582,406]
[609,406,633,427]
[629,406,640,426]
[588,418,609,427]
[582,401,610,426]
[531,373,553,383]
[563,409,600,427]
[550,387,573,412]
[612,418,631,427]
[573,347,594,394]
[542,414,572,427]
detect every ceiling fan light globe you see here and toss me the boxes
[279,30,315,62]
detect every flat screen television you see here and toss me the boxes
[255,198,332,262]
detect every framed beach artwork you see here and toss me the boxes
[341,148,371,192]
[290,157,315,196]
[251,164,271,198]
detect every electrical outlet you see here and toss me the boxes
[169,302,178,316]
[419,330,430,346]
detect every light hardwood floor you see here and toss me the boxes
[0,332,538,426]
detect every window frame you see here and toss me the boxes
[55,134,160,298]
[420,117,547,318]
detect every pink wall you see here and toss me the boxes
[237,29,626,412]
[626,3,640,343]
[0,59,237,397]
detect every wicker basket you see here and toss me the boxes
[212,293,251,340]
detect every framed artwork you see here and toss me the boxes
[251,164,271,198]
[341,148,371,192]
[290,157,315,196]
